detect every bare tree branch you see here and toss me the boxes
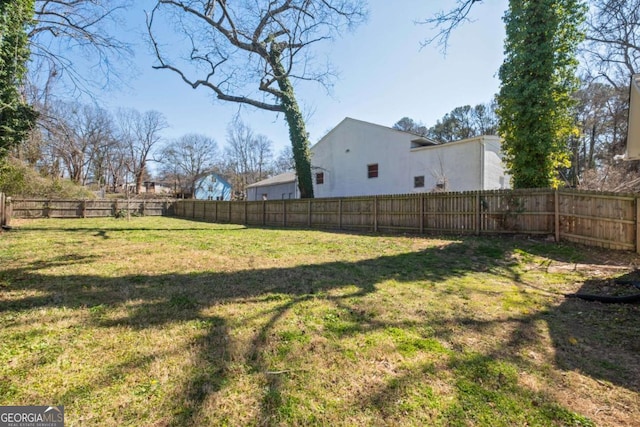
[147,0,367,198]
[582,0,640,86]
[417,0,484,53]
[29,0,133,96]
[148,0,365,108]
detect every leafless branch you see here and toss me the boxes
[29,0,133,96]
[148,0,366,111]
[417,0,484,53]
[582,0,640,86]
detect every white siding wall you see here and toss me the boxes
[247,182,297,201]
[483,137,510,189]
[312,119,416,198]
[409,140,482,192]
[312,119,509,197]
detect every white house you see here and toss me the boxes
[246,171,298,201]
[247,117,509,200]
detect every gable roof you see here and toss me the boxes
[197,172,232,188]
[311,117,438,151]
[246,171,297,188]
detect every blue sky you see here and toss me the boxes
[99,0,508,153]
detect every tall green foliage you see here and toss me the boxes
[0,0,37,158]
[497,0,586,188]
[270,46,314,199]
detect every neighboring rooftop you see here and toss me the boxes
[246,171,296,188]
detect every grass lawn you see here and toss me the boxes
[1,217,639,426]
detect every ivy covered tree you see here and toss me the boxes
[0,0,38,158]
[497,0,586,188]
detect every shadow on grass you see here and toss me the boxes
[1,232,639,425]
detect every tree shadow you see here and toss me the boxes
[2,234,639,425]
[547,272,640,392]
[354,249,640,425]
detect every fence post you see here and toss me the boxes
[44,200,50,218]
[1,193,5,227]
[283,200,287,227]
[373,196,378,232]
[0,193,5,227]
[554,190,560,243]
[419,193,425,234]
[5,197,11,226]
[475,192,481,235]
[82,200,87,218]
[308,199,312,227]
[338,199,343,230]
[636,196,640,254]
[262,200,266,226]
[244,201,248,225]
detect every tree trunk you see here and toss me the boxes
[588,123,596,169]
[271,50,314,199]
[135,169,144,194]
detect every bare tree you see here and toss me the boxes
[582,0,640,87]
[104,138,128,193]
[117,109,168,194]
[160,133,219,198]
[571,80,639,189]
[273,145,295,175]
[29,0,133,95]
[147,0,367,198]
[42,101,115,184]
[222,119,274,198]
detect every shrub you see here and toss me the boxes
[0,157,94,198]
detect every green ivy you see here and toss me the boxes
[0,0,37,158]
[269,43,314,199]
[497,0,586,188]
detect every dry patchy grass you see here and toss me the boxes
[1,217,639,426]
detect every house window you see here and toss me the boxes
[367,163,379,178]
[316,172,324,185]
[414,176,425,188]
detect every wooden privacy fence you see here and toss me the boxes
[0,192,10,228]
[11,199,174,219]
[172,189,640,252]
[7,190,639,252]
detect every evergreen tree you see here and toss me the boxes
[0,0,37,158]
[497,0,586,188]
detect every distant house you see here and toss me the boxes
[194,173,233,201]
[142,181,173,195]
[246,171,298,201]
[246,117,510,200]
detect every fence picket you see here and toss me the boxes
[8,189,639,252]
